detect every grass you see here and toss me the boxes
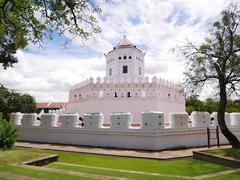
[47,162,185,180]
[206,148,240,160]
[205,172,240,180]
[0,165,94,180]
[0,148,48,165]
[44,150,230,176]
[0,147,239,179]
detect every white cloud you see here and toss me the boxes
[0,0,231,101]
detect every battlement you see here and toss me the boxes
[69,76,184,103]
[13,111,240,150]
[11,111,240,130]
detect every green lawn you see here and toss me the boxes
[0,147,239,180]
[206,148,240,160]
[0,148,93,179]
[45,150,229,176]
[205,172,240,180]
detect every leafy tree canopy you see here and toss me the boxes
[0,0,101,69]
[185,96,240,114]
[0,84,36,119]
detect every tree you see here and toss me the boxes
[202,98,218,113]
[0,116,18,150]
[0,84,36,119]
[0,0,101,69]
[182,4,240,148]
[186,95,204,114]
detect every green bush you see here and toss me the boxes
[0,115,18,150]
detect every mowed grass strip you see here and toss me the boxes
[47,162,189,180]
[0,165,95,180]
[206,148,240,160]
[204,172,240,180]
[0,148,94,179]
[44,150,230,176]
[0,148,49,165]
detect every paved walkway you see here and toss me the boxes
[16,141,231,159]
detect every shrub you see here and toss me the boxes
[0,116,18,150]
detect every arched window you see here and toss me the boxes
[119,56,121,60]
[123,56,127,59]
[129,56,132,59]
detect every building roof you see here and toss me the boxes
[106,35,143,55]
[36,102,67,108]
[116,35,134,48]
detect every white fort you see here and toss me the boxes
[66,36,185,123]
[12,36,240,150]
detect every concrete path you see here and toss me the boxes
[16,141,231,159]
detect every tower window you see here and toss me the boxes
[127,92,131,97]
[139,67,141,75]
[119,56,121,60]
[123,66,128,73]
[114,92,118,97]
[129,56,132,59]
[109,68,112,76]
[123,56,127,59]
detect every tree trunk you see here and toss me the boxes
[218,81,240,148]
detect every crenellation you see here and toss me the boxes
[230,113,240,127]
[169,112,189,128]
[69,76,185,103]
[141,111,164,130]
[59,114,80,128]
[83,112,104,129]
[40,113,58,127]
[191,112,211,128]
[22,113,40,127]
[110,112,132,129]
[10,112,22,125]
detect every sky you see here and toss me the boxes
[0,0,231,102]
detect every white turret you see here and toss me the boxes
[105,35,145,81]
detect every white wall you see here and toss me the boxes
[66,98,185,124]
[16,126,240,150]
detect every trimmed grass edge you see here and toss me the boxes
[193,151,240,168]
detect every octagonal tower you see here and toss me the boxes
[105,35,145,81]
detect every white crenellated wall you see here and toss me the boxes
[13,111,240,150]
[59,114,80,128]
[191,112,211,128]
[67,76,185,124]
[69,76,184,101]
[141,111,164,130]
[83,112,104,129]
[211,112,231,127]
[10,112,22,125]
[169,112,189,128]
[110,112,132,129]
[22,113,40,127]
[40,113,58,127]
[229,113,240,127]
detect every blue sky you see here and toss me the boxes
[0,0,229,101]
